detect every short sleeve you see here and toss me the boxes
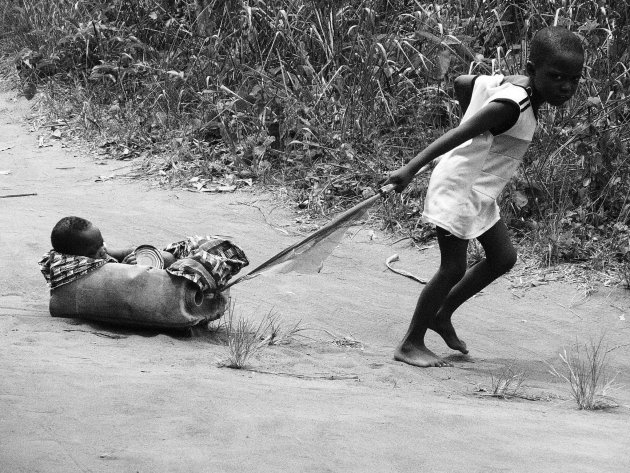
[488,84,532,135]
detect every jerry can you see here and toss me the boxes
[49,263,228,329]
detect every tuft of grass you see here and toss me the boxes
[548,336,619,410]
[333,335,364,350]
[478,364,527,400]
[318,329,364,350]
[218,304,304,369]
[219,302,270,369]
[490,366,527,399]
[258,311,305,346]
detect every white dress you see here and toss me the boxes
[422,74,537,239]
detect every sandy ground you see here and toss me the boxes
[1,88,629,473]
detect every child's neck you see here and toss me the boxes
[528,83,543,115]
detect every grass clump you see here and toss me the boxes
[476,364,527,400]
[219,304,267,369]
[258,311,305,346]
[489,365,527,400]
[219,304,303,369]
[548,336,619,410]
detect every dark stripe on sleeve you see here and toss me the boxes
[489,99,520,135]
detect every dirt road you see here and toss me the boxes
[1,88,629,472]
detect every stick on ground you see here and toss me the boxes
[0,192,38,199]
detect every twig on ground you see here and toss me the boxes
[232,200,291,235]
[0,193,38,198]
[62,329,127,339]
[552,301,582,319]
[385,254,427,284]
[317,328,364,349]
[243,368,360,381]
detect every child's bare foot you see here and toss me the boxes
[429,317,468,354]
[394,341,452,367]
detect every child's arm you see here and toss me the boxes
[107,247,135,263]
[117,249,176,267]
[384,101,520,192]
[160,250,176,268]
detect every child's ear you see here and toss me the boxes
[526,60,536,77]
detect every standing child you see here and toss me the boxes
[384,26,584,367]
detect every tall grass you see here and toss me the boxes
[2,0,629,269]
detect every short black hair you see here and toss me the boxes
[529,26,584,67]
[51,216,93,255]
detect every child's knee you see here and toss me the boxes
[438,262,467,283]
[489,250,517,275]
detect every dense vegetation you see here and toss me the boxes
[1,0,629,277]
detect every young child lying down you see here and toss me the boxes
[39,216,249,292]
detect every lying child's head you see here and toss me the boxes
[51,216,107,259]
[527,26,585,106]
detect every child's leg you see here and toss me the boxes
[431,219,517,353]
[394,227,469,367]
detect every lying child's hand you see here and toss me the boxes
[107,246,136,263]
[121,253,137,265]
[160,251,176,269]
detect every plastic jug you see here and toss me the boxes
[49,263,228,328]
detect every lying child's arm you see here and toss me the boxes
[107,247,135,263]
[160,250,176,268]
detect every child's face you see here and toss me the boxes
[79,225,108,259]
[528,50,584,106]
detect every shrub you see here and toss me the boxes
[2,0,629,272]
